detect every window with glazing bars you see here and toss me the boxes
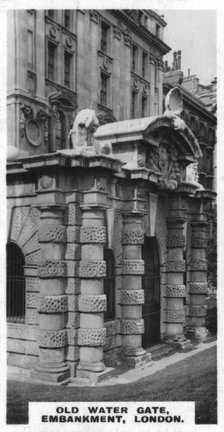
[104,248,115,321]
[101,21,109,52]
[100,74,108,106]
[7,243,25,323]
[132,44,138,72]
[131,91,137,118]
[64,10,70,29]
[48,42,56,81]
[142,96,147,117]
[64,51,72,87]
[142,52,147,78]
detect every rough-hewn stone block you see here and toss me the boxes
[38,295,67,313]
[189,305,207,317]
[120,319,144,334]
[38,261,67,278]
[26,292,39,308]
[166,234,185,248]
[80,227,106,244]
[26,309,39,325]
[189,282,208,295]
[25,250,41,265]
[38,225,66,243]
[39,329,68,348]
[120,290,144,304]
[166,285,186,298]
[66,226,80,242]
[189,260,208,271]
[191,236,207,248]
[167,260,185,272]
[122,260,144,275]
[26,277,40,292]
[164,309,185,323]
[121,229,144,245]
[78,328,106,346]
[78,295,107,312]
[79,261,106,278]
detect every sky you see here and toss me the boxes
[159,10,217,86]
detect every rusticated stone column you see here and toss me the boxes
[187,210,209,341]
[76,206,107,378]
[31,205,70,383]
[165,203,191,349]
[120,213,151,368]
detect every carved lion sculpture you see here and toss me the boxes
[68,109,111,155]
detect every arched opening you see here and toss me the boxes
[7,243,25,323]
[142,237,160,348]
[104,248,115,321]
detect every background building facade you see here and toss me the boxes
[7,9,170,155]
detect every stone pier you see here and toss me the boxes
[31,205,70,383]
[76,193,107,378]
[187,204,209,341]
[165,199,191,350]
[120,212,152,368]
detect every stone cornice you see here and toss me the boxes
[110,10,170,55]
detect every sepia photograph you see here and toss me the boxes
[3,2,219,430]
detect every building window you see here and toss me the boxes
[154,62,158,87]
[27,30,33,70]
[48,10,55,19]
[142,52,147,78]
[64,10,70,29]
[64,51,72,88]
[131,91,137,118]
[132,44,138,72]
[56,111,66,150]
[142,96,147,117]
[101,21,109,53]
[7,243,25,323]
[104,249,115,321]
[100,73,108,106]
[156,24,160,37]
[47,41,56,81]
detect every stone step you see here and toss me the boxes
[149,343,177,361]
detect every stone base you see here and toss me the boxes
[75,367,115,384]
[120,352,152,369]
[174,339,192,352]
[186,326,210,342]
[30,361,70,384]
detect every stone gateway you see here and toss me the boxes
[6,100,214,383]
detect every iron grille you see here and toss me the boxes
[7,243,25,323]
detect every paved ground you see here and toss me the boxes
[7,341,217,425]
